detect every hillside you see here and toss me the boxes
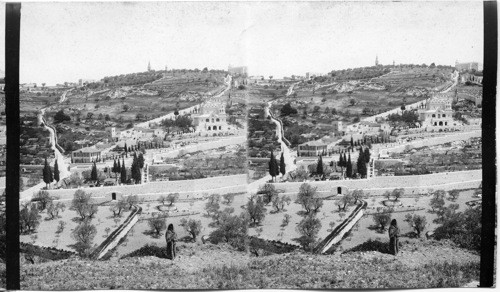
[21,239,480,289]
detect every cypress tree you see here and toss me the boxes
[131,159,141,184]
[124,142,128,156]
[338,153,343,168]
[279,152,286,176]
[120,159,127,184]
[54,159,60,183]
[316,155,324,176]
[273,156,279,180]
[42,157,53,188]
[357,151,366,178]
[91,162,98,182]
[346,154,352,178]
[364,148,371,164]
[343,153,347,168]
[112,159,118,178]
[268,150,277,181]
[350,136,354,147]
[138,153,145,169]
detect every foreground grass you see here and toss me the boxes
[21,243,479,290]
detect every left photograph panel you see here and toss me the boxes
[18,2,248,289]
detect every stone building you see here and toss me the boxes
[418,93,455,128]
[192,98,230,134]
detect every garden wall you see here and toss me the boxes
[94,205,142,260]
[40,174,247,201]
[272,170,481,198]
[314,201,367,254]
[152,135,246,160]
[376,130,481,154]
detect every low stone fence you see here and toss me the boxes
[271,170,481,198]
[378,130,481,154]
[152,135,246,160]
[314,200,367,254]
[42,174,247,201]
[92,205,142,260]
[20,242,77,261]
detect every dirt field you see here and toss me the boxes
[20,204,130,252]
[338,189,478,252]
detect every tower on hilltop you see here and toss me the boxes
[148,61,151,72]
[375,55,379,66]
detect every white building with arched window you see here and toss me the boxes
[418,93,456,128]
[192,98,232,134]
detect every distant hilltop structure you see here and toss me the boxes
[228,65,248,76]
[148,61,152,72]
[78,79,96,86]
[375,55,379,66]
[455,60,483,72]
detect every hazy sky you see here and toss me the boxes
[6,1,485,85]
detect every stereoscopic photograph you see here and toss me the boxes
[7,1,489,289]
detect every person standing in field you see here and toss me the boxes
[388,219,400,255]
[165,223,177,259]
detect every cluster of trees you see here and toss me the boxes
[42,158,60,189]
[53,110,71,123]
[356,147,371,178]
[386,110,420,127]
[329,66,391,80]
[280,103,298,117]
[268,151,286,181]
[293,183,324,250]
[337,152,353,178]
[162,115,194,134]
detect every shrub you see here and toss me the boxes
[209,213,249,251]
[246,196,267,225]
[148,214,166,237]
[46,202,66,220]
[19,203,40,235]
[32,190,53,211]
[434,205,481,251]
[295,214,321,251]
[180,218,202,241]
[71,220,97,256]
[372,211,392,231]
[281,214,291,227]
[404,213,427,237]
[296,183,323,214]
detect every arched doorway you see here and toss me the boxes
[337,187,342,195]
[112,193,116,200]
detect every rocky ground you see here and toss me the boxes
[21,239,481,290]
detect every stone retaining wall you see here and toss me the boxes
[94,205,142,260]
[377,130,481,154]
[41,174,247,201]
[272,170,481,198]
[151,135,246,160]
[314,201,367,254]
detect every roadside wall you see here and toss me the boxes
[271,170,481,197]
[315,201,367,254]
[40,174,247,201]
[95,206,142,259]
[152,135,246,160]
[375,130,481,154]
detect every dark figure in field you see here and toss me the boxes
[388,219,400,255]
[165,224,177,260]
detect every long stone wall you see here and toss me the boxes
[314,201,367,254]
[271,170,481,198]
[41,174,247,201]
[152,135,246,160]
[94,205,142,260]
[375,130,481,154]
